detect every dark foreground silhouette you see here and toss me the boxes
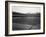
[12,12,40,30]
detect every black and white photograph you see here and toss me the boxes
[12,6,40,30]
[5,1,45,36]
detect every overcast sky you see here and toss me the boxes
[12,6,41,14]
